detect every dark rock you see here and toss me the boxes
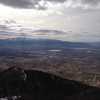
[0,67,100,100]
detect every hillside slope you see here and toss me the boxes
[0,67,100,100]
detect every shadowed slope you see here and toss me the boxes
[0,67,100,100]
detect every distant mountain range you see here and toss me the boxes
[0,38,99,57]
[0,38,100,50]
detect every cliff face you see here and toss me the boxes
[0,67,100,100]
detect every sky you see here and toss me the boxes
[0,0,100,42]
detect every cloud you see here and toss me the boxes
[0,25,9,30]
[32,29,66,35]
[0,0,34,8]
[0,0,66,9]
[59,0,100,10]
[81,0,100,6]
[0,0,100,10]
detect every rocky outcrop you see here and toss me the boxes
[0,67,100,100]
